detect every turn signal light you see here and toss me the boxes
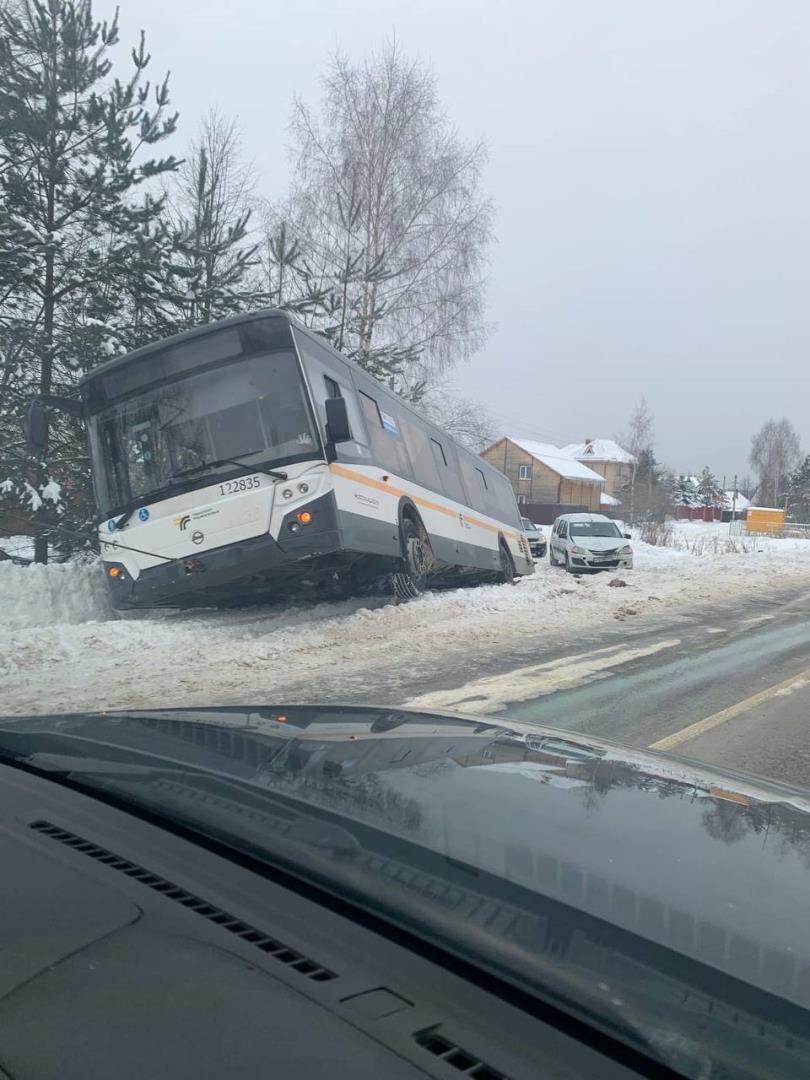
[297,510,312,525]
[108,566,121,577]
[107,564,126,580]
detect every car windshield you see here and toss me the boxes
[569,521,622,538]
[3,708,810,1079]
[86,349,320,515]
[4,5,810,1080]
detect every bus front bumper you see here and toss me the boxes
[104,494,342,609]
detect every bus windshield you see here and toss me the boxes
[87,348,320,516]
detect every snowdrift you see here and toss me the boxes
[1,560,113,631]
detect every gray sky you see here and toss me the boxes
[118,0,810,480]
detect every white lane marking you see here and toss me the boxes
[705,627,728,635]
[775,678,809,698]
[649,665,810,751]
[402,638,682,716]
[739,614,777,626]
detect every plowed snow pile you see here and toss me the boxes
[2,529,810,715]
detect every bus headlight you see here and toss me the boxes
[282,488,293,499]
[298,482,309,494]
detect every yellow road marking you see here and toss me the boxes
[648,664,810,751]
[329,462,523,543]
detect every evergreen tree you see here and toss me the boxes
[617,446,674,523]
[696,466,724,508]
[786,455,810,521]
[167,110,264,327]
[674,475,699,507]
[0,0,180,561]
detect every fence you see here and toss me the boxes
[730,520,810,539]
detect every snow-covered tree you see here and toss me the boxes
[673,475,699,507]
[167,109,264,326]
[786,455,810,522]
[696,466,724,508]
[0,0,180,561]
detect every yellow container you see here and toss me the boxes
[745,507,785,536]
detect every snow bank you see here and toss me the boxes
[1,560,113,631]
[3,533,810,715]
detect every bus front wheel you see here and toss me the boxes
[392,518,431,601]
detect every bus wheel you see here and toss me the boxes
[499,542,517,585]
[392,518,431,601]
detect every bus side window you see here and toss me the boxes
[324,375,341,400]
[430,437,465,503]
[359,391,413,478]
[400,418,442,490]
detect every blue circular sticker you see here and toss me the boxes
[107,520,116,532]
[138,507,150,522]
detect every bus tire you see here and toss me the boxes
[392,517,431,601]
[499,541,517,585]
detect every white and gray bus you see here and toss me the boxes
[37,310,533,608]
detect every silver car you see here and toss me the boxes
[549,513,633,572]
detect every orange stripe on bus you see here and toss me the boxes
[328,463,523,542]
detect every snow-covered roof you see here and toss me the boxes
[600,492,620,507]
[562,439,636,465]
[506,438,605,483]
[723,490,750,510]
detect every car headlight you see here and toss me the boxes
[620,545,632,554]
[570,545,587,556]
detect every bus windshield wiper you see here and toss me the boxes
[110,502,140,530]
[171,456,288,482]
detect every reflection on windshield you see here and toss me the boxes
[9,708,810,1080]
[87,350,319,514]
[570,521,622,538]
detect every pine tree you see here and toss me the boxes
[786,455,810,521]
[0,0,180,561]
[167,110,264,327]
[696,466,724,508]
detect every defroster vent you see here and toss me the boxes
[29,820,336,983]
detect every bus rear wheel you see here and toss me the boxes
[392,518,431,601]
[499,541,517,585]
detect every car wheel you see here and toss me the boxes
[549,545,557,566]
[392,518,431,601]
[564,551,575,574]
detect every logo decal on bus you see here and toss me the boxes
[191,530,204,545]
[138,508,150,522]
[174,514,191,530]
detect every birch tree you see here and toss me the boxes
[276,40,494,391]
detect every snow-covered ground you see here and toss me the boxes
[2,523,810,716]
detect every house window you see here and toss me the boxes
[518,464,531,480]
[517,494,528,505]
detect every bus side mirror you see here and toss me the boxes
[23,400,49,458]
[325,397,351,444]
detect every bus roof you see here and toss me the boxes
[77,307,292,387]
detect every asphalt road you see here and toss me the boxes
[407,584,810,790]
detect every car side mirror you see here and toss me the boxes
[23,400,49,458]
[325,397,352,444]
[624,532,632,540]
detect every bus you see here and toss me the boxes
[29,309,533,608]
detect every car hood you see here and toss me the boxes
[2,705,810,1019]
[570,535,626,551]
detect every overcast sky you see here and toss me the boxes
[118,0,809,480]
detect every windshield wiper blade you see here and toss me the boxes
[110,503,140,530]
[171,456,288,482]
